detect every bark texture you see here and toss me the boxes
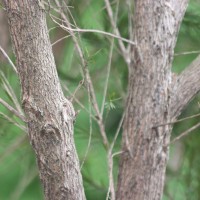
[117,1,189,199]
[171,55,200,118]
[4,1,85,200]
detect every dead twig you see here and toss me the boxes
[0,98,26,122]
[51,1,109,148]
[174,50,200,56]
[153,113,200,127]
[0,45,17,73]
[166,121,200,146]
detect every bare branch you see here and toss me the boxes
[153,113,200,127]
[104,0,130,64]
[69,80,84,102]
[101,0,119,118]
[100,38,114,117]
[167,121,200,146]
[126,0,134,53]
[50,17,135,46]
[51,1,109,148]
[0,111,26,131]
[0,71,23,115]
[106,149,115,200]
[0,98,26,122]
[107,112,125,200]
[0,45,17,73]
[174,50,200,56]
[51,35,71,46]
[80,87,92,169]
[170,55,200,118]
[110,112,125,151]
[112,151,124,158]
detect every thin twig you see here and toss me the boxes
[106,149,115,200]
[48,25,60,32]
[101,0,119,119]
[50,16,135,46]
[64,26,135,46]
[104,0,129,64]
[70,80,84,102]
[174,50,200,56]
[80,85,92,169]
[0,71,23,115]
[153,113,200,127]
[101,39,114,117]
[168,121,200,145]
[51,35,71,46]
[51,2,109,148]
[112,151,124,158]
[0,98,26,122]
[85,68,109,148]
[106,112,125,200]
[126,0,134,53]
[110,112,125,151]
[0,45,17,73]
[0,111,26,132]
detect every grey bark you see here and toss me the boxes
[116,1,190,200]
[4,1,85,200]
[171,55,200,118]
[4,0,200,200]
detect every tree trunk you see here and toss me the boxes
[4,1,85,199]
[117,1,188,199]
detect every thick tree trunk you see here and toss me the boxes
[117,1,188,199]
[4,1,85,199]
[5,0,200,200]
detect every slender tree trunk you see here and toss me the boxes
[4,1,85,199]
[117,1,188,199]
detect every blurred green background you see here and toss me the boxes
[0,0,200,199]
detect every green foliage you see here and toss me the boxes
[0,0,200,199]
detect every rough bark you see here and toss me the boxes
[117,1,189,199]
[0,9,9,61]
[171,55,200,118]
[4,1,85,200]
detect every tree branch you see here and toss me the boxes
[166,121,200,146]
[104,0,130,64]
[170,55,200,118]
[0,45,17,73]
[50,1,109,148]
[0,98,26,122]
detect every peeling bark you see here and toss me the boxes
[4,1,85,199]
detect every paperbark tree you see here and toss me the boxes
[3,0,200,200]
